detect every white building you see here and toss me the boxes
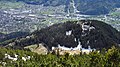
[52,41,94,55]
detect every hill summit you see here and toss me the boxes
[3,20,120,50]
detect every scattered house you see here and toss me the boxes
[22,56,31,61]
[81,22,95,33]
[14,54,18,58]
[4,53,31,62]
[1,62,6,66]
[5,54,18,61]
[26,56,31,60]
[81,46,92,54]
[66,30,72,36]
[74,38,77,42]
[22,57,26,61]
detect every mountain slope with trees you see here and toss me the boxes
[2,20,120,50]
[0,32,29,45]
[0,46,120,67]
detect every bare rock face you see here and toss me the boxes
[5,20,120,50]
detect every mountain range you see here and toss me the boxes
[1,0,120,15]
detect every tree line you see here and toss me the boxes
[0,46,119,67]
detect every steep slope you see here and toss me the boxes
[0,32,29,43]
[3,20,120,50]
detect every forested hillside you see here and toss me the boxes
[0,32,29,47]
[1,20,120,50]
[0,0,120,67]
[0,46,119,67]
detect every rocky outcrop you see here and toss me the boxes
[24,43,48,55]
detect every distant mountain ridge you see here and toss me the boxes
[1,0,120,15]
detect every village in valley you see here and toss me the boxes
[0,1,120,34]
